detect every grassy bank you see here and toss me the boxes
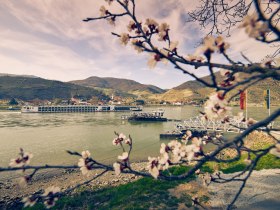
[23,151,280,210]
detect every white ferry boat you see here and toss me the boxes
[121,109,167,122]
[21,105,142,113]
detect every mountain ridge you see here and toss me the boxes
[70,76,166,96]
[0,76,108,100]
[172,72,280,104]
[1,73,278,105]
[69,76,164,93]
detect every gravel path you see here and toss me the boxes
[208,169,280,209]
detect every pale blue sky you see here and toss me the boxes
[0,0,274,88]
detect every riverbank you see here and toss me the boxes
[1,161,280,209]
[0,162,147,209]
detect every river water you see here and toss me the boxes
[0,106,278,169]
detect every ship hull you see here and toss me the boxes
[21,105,142,113]
[128,117,167,122]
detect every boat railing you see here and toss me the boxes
[181,116,253,133]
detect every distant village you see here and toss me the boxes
[0,93,203,110]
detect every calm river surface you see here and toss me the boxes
[0,106,278,170]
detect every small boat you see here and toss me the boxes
[123,109,168,122]
[160,131,184,139]
[130,106,143,111]
[7,106,20,111]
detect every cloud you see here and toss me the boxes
[0,0,277,89]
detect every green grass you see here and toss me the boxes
[26,166,195,210]
[201,152,280,174]
[24,152,280,210]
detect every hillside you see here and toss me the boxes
[173,72,280,105]
[148,89,193,102]
[70,76,166,97]
[0,73,38,78]
[0,76,108,100]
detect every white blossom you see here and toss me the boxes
[99,6,108,17]
[158,22,169,41]
[147,53,161,69]
[43,186,60,197]
[113,162,121,175]
[118,152,129,161]
[168,140,181,149]
[219,69,240,87]
[131,40,144,53]
[112,138,118,145]
[158,152,169,165]
[22,196,37,208]
[143,26,149,35]
[186,54,205,62]
[160,143,168,154]
[127,20,136,32]
[192,137,202,147]
[184,143,201,162]
[145,18,159,31]
[125,138,132,145]
[113,133,126,145]
[186,151,195,162]
[215,36,230,52]
[107,17,116,26]
[119,33,130,45]
[171,154,181,163]
[9,149,33,167]
[204,92,231,119]
[78,150,92,175]
[42,186,60,209]
[197,36,218,55]
[147,157,159,179]
[81,150,91,159]
[169,41,178,52]
[119,133,126,140]
[78,158,91,175]
[239,14,270,39]
[158,161,169,171]
[261,57,275,68]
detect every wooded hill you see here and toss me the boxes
[173,72,280,105]
[70,76,166,98]
[0,76,108,100]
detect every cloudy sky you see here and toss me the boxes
[0,0,275,89]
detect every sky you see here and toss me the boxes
[0,0,276,89]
